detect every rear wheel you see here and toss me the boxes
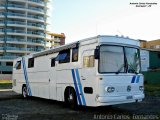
[65,88,78,110]
[22,86,28,98]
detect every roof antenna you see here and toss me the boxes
[117,30,124,37]
[96,21,98,35]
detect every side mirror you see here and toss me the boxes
[94,46,100,59]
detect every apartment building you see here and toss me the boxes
[140,39,160,49]
[45,32,65,49]
[0,0,48,77]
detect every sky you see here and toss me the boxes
[47,0,160,44]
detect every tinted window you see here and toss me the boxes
[72,47,78,62]
[58,49,70,64]
[6,62,13,66]
[28,58,34,68]
[14,61,21,70]
[51,58,55,67]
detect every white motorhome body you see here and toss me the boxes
[12,35,144,107]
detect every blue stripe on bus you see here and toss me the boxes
[131,75,136,83]
[22,57,31,96]
[136,75,140,83]
[22,57,32,96]
[131,75,140,83]
[75,69,86,106]
[71,69,82,105]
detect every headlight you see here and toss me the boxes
[105,87,115,93]
[139,86,144,91]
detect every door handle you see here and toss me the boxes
[81,76,86,80]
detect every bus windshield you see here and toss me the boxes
[99,45,140,74]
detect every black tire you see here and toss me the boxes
[22,86,28,98]
[65,88,78,110]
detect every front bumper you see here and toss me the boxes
[96,94,145,106]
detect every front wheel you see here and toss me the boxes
[66,88,78,110]
[22,86,28,98]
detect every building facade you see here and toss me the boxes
[45,33,65,49]
[0,0,48,75]
[140,39,160,71]
[140,39,160,50]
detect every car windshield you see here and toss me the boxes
[99,45,140,73]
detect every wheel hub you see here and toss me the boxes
[68,94,73,101]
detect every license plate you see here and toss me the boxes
[126,96,133,99]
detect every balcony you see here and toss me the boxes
[6,38,26,44]
[0,4,5,9]
[28,6,45,13]
[0,38,5,43]
[51,43,60,47]
[0,47,4,50]
[0,21,4,26]
[0,29,4,34]
[27,14,45,21]
[27,23,44,29]
[0,12,5,18]
[1,46,43,53]
[7,21,26,26]
[27,47,43,52]
[8,4,25,9]
[6,47,26,51]
[52,38,61,42]
[28,0,45,6]
[8,0,26,2]
[0,29,4,32]
[7,12,26,18]
[27,31,44,37]
[0,55,19,60]
[6,38,44,46]
[7,29,26,34]
[27,39,45,46]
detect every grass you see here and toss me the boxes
[0,83,12,89]
[144,83,160,97]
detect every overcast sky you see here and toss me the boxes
[47,0,160,43]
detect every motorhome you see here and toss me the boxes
[12,35,144,109]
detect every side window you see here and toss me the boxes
[51,58,55,67]
[6,62,13,66]
[83,55,94,68]
[72,47,78,62]
[89,55,94,67]
[58,49,70,64]
[28,58,34,68]
[83,56,90,67]
[14,61,21,70]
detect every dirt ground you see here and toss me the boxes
[0,91,159,120]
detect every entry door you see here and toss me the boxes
[81,50,97,105]
[49,58,57,100]
[81,49,96,80]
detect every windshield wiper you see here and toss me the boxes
[116,64,125,74]
[127,64,138,74]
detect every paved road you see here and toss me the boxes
[0,90,159,120]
